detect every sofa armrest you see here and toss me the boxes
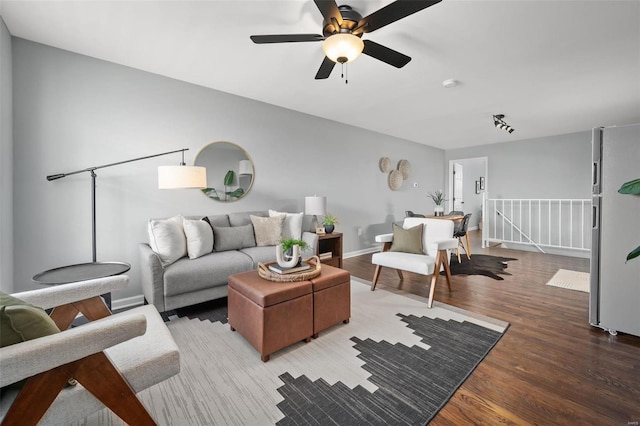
[139,243,166,312]
[375,233,393,243]
[0,313,146,387]
[14,276,129,310]
[302,231,318,258]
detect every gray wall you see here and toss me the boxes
[11,38,445,301]
[445,131,592,200]
[0,18,13,293]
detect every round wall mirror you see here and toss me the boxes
[194,141,254,202]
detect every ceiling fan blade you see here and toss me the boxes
[314,0,343,28]
[250,34,324,44]
[357,0,442,33]
[315,56,336,79]
[363,40,411,68]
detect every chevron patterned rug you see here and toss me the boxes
[79,278,508,426]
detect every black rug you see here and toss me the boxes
[446,254,517,280]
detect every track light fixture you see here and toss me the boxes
[493,114,515,133]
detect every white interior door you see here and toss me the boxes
[453,163,464,211]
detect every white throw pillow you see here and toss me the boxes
[147,215,187,266]
[269,210,303,240]
[183,218,214,259]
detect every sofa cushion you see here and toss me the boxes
[183,218,214,259]
[164,251,255,296]
[213,224,256,251]
[148,215,187,266]
[251,215,285,247]
[203,214,231,228]
[390,223,424,254]
[226,211,266,227]
[269,210,304,240]
[239,246,278,267]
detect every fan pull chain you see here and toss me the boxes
[340,63,348,84]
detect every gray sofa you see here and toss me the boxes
[139,210,318,313]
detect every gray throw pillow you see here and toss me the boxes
[213,224,256,251]
[389,223,424,254]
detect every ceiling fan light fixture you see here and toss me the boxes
[322,33,364,64]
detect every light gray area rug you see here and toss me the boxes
[78,278,508,426]
[545,269,590,293]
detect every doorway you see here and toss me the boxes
[447,157,488,230]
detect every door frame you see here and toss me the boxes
[447,156,489,213]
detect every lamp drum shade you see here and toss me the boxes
[305,196,327,216]
[158,165,207,189]
[238,159,253,176]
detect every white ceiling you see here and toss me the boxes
[1,0,639,149]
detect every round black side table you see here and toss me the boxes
[33,261,131,309]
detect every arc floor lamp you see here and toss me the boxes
[33,148,206,307]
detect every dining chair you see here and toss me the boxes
[453,213,472,263]
[449,210,464,216]
[405,211,425,218]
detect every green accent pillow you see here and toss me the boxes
[0,292,61,348]
[390,223,424,254]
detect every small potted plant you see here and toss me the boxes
[276,238,309,268]
[322,213,339,234]
[428,190,447,216]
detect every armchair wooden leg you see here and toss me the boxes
[427,251,442,308]
[73,352,156,426]
[396,269,404,280]
[441,250,453,292]
[3,352,156,426]
[50,296,112,330]
[2,368,70,426]
[372,265,382,291]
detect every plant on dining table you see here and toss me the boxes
[428,190,447,206]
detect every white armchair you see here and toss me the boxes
[0,275,180,425]
[371,217,458,308]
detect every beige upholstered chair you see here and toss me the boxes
[0,276,180,425]
[371,217,458,308]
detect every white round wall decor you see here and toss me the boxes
[388,170,403,191]
[397,159,411,179]
[379,157,391,173]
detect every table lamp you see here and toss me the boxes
[305,195,326,232]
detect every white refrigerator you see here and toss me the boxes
[590,124,640,337]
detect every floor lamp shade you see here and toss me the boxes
[305,196,327,216]
[158,165,207,189]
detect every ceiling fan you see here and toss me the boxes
[250,0,442,80]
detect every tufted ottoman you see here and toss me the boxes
[309,265,351,338]
[228,270,313,362]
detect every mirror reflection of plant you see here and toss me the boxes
[322,213,339,226]
[201,170,244,201]
[619,178,640,262]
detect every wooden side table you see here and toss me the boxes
[317,232,343,268]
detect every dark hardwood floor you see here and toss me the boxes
[343,230,640,425]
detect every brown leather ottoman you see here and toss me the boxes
[228,270,313,362]
[309,265,351,338]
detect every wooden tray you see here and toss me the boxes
[258,256,321,282]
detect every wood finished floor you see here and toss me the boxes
[343,230,640,425]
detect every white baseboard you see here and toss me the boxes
[112,294,145,311]
[344,246,379,259]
